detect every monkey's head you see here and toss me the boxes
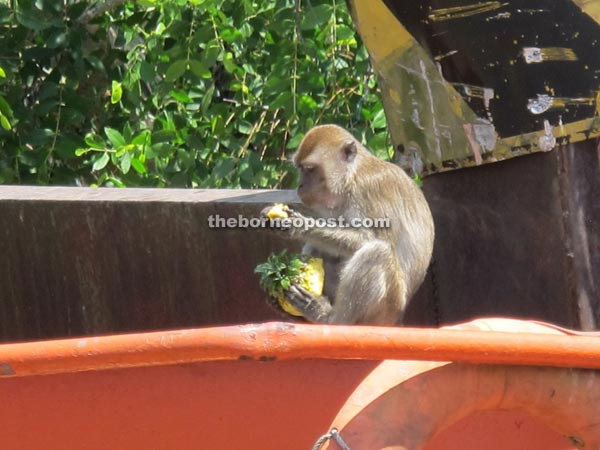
[293,125,361,215]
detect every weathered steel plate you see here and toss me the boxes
[349,0,600,174]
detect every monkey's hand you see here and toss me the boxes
[260,204,306,235]
[285,284,333,323]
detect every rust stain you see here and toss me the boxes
[428,2,509,22]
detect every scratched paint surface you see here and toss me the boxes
[350,0,600,174]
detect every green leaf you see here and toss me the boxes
[254,251,308,296]
[47,30,68,49]
[165,60,188,81]
[55,136,81,159]
[85,133,105,149]
[16,3,54,31]
[85,55,105,71]
[372,108,388,129]
[298,95,318,114]
[189,60,211,78]
[0,66,5,78]
[301,4,333,30]
[131,157,147,174]
[111,80,123,104]
[222,52,238,73]
[336,25,356,45]
[237,120,252,135]
[92,152,110,171]
[120,151,132,174]
[104,127,126,148]
[169,90,192,103]
[202,42,220,67]
[140,61,156,83]
[0,95,13,118]
[271,92,293,109]
[212,157,235,178]
[132,130,150,146]
[152,130,177,144]
[0,112,11,131]
[287,133,304,149]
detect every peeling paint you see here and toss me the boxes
[485,11,512,21]
[396,142,425,175]
[523,47,578,63]
[434,50,459,61]
[528,94,595,114]
[527,94,555,114]
[473,122,498,151]
[463,124,484,165]
[420,60,442,160]
[351,0,600,175]
[463,122,497,165]
[539,120,556,151]
[428,2,509,22]
[452,83,494,110]
[411,108,425,130]
[515,9,549,15]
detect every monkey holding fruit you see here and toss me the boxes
[263,124,434,325]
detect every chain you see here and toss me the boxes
[311,428,352,450]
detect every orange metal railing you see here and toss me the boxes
[1,321,599,378]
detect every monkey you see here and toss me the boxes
[266,124,435,325]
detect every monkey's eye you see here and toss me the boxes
[301,165,315,174]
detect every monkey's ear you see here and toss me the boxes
[341,139,357,162]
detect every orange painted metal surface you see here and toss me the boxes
[2,320,600,378]
[1,319,599,450]
[424,410,579,450]
[320,320,600,450]
[0,358,378,450]
[325,359,600,450]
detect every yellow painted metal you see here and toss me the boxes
[572,0,600,25]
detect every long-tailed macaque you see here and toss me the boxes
[272,124,434,325]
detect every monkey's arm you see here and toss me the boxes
[261,207,370,258]
[288,212,373,258]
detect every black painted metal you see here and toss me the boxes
[382,0,600,137]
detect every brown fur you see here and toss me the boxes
[281,124,434,325]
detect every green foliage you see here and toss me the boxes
[254,250,307,296]
[0,0,391,187]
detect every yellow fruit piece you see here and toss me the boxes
[277,257,324,317]
[276,294,303,317]
[266,203,289,219]
[300,257,325,296]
